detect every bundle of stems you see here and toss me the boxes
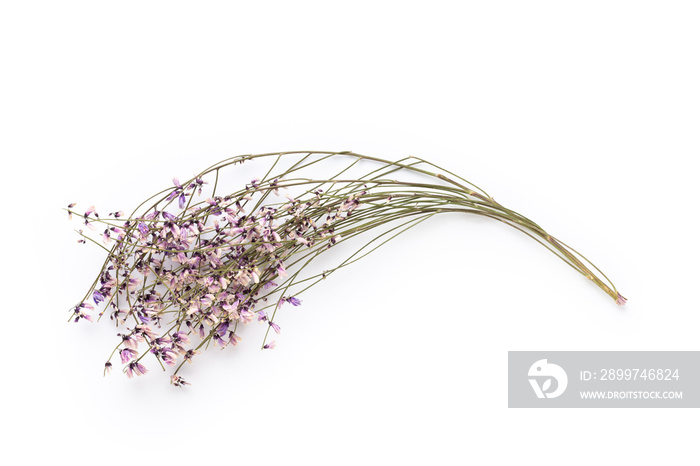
[68,151,624,386]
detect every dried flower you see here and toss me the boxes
[283,296,302,307]
[126,361,148,378]
[616,293,628,306]
[119,348,138,364]
[263,341,276,350]
[68,151,624,386]
[170,375,190,387]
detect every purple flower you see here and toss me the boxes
[285,296,302,307]
[110,226,125,240]
[163,211,178,222]
[144,210,160,220]
[135,324,155,340]
[170,375,190,387]
[138,222,149,236]
[73,303,94,322]
[120,348,138,364]
[161,347,178,366]
[216,322,229,336]
[73,309,92,323]
[173,331,190,345]
[194,177,207,195]
[239,310,255,324]
[154,336,172,346]
[213,333,227,347]
[121,334,138,350]
[263,341,276,350]
[269,321,281,334]
[184,349,198,363]
[228,332,241,346]
[93,290,105,305]
[126,361,148,378]
[166,179,187,207]
[257,311,268,322]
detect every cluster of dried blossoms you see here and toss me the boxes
[68,151,625,386]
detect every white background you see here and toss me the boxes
[1,1,698,464]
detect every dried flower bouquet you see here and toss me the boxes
[67,151,624,386]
